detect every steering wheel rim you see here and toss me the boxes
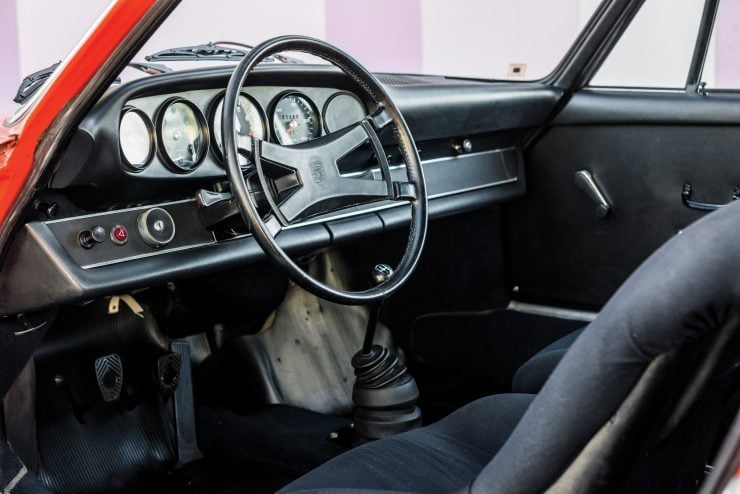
[223,35,428,305]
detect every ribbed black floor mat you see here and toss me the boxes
[198,405,350,477]
[37,386,177,494]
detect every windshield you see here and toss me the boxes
[1,0,604,118]
[134,0,603,79]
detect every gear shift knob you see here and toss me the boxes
[370,264,394,287]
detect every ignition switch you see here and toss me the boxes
[137,207,176,248]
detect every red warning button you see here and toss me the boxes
[111,225,128,245]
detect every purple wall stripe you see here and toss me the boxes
[324,0,422,73]
[0,0,20,116]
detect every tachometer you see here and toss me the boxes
[211,93,265,167]
[271,92,320,145]
[119,107,154,171]
[157,98,208,172]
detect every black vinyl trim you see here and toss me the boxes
[553,90,740,126]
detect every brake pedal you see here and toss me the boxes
[157,352,182,395]
[94,354,123,402]
[170,341,203,466]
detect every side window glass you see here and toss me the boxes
[590,0,706,88]
[701,0,740,89]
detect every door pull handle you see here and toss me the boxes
[681,182,739,211]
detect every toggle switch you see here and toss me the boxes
[79,226,107,249]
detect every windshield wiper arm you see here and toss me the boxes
[146,42,248,62]
[14,62,59,104]
[145,41,303,64]
[212,40,303,64]
[128,61,172,75]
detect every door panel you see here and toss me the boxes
[506,91,740,308]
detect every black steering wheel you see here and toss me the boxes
[223,36,428,305]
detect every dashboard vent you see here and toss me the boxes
[376,74,431,86]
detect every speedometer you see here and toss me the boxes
[211,93,265,167]
[157,98,208,172]
[271,93,320,145]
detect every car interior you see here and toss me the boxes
[1,1,739,493]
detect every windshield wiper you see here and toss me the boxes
[145,41,303,64]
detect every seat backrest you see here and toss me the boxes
[473,200,740,494]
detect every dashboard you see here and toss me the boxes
[0,65,564,316]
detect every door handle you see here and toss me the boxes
[574,170,611,218]
[681,182,739,211]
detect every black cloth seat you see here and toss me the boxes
[278,394,534,493]
[280,199,740,493]
[512,328,584,394]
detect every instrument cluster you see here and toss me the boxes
[118,86,366,174]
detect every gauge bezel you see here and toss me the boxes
[269,91,322,146]
[208,91,267,167]
[119,106,155,172]
[155,97,209,173]
[322,91,367,134]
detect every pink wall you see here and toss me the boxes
[715,0,740,87]
[324,0,423,74]
[0,0,20,117]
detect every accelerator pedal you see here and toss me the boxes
[170,340,203,466]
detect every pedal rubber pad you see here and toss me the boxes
[157,353,182,395]
[171,341,203,465]
[94,354,123,402]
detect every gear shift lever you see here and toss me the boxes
[350,264,422,440]
[361,264,393,354]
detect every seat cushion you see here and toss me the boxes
[512,328,584,394]
[278,393,534,494]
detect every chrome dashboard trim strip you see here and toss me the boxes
[45,199,195,224]
[81,238,216,269]
[286,176,519,230]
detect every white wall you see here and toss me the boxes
[2,0,729,116]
